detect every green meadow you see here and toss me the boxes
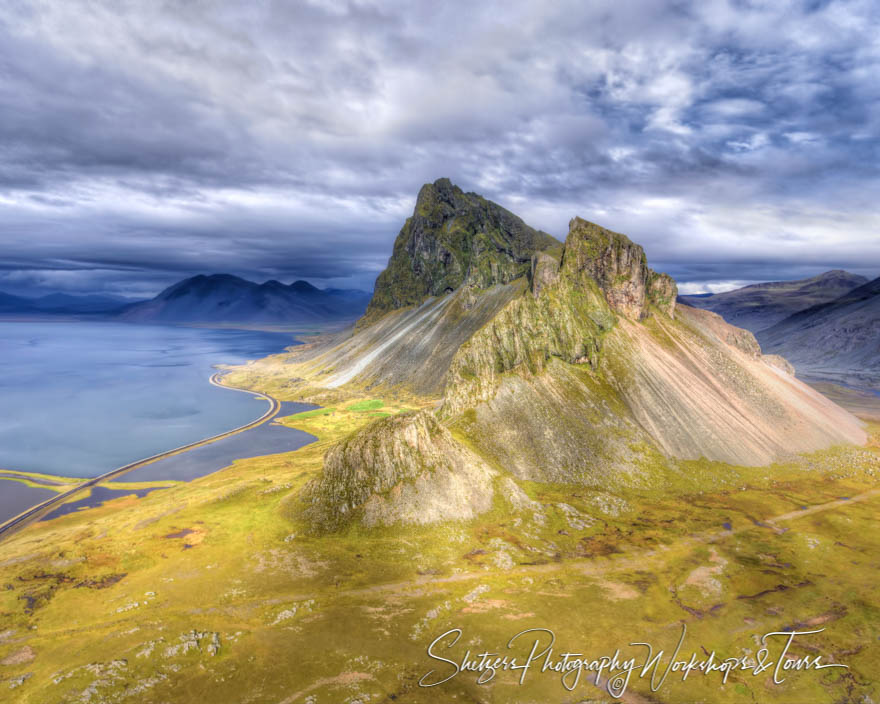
[0,393,877,703]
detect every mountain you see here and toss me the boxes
[118,274,371,325]
[678,270,867,333]
[0,290,136,315]
[31,292,134,314]
[240,180,865,531]
[757,275,880,381]
[359,177,559,327]
[0,290,37,313]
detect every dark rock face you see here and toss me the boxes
[360,178,558,325]
[561,217,676,320]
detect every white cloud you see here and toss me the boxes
[0,0,877,295]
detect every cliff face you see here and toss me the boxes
[360,178,558,326]
[441,217,677,415]
[560,217,677,320]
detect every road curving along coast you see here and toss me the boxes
[0,373,280,542]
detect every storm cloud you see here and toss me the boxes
[1,0,878,297]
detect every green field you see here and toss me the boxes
[0,392,878,703]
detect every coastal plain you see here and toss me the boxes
[0,390,878,703]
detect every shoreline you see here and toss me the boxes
[0,372,281,541]
[0,314,353,336]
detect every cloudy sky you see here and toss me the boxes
[1,0,878,298]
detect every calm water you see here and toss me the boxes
[123,401,318,482]
[0,321,298,478]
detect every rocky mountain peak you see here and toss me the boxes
[560,217,676,319]
[359,178,558,326]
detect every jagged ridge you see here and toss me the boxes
[442,217,677,415]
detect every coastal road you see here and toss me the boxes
[0,373,280,542]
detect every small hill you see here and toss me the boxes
[118,274,371,325]
[757,275,880,380]
[303,410,496,531]
[679,270,867,333]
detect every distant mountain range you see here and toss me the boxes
[678,270,879,387]
[0,291,136,315]
[0,275,372,326]
[117,274,371,325]
[757,275,880,379]
[678,270,868,333]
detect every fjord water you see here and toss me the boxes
[0,321,296,478]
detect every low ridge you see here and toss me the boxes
[757,275,880,383]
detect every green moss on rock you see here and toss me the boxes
[359,178,558,327]
[561,217,677,320]
[302,409,496,531]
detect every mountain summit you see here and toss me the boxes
[360,178,558,326]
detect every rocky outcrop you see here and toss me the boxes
[360,178,558,326]
[763,354,796,376]
[442,217,677,415]
[302,410,496,530]
[529,251,560,297]
[560,217,676,320]
[647,271,677,317]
